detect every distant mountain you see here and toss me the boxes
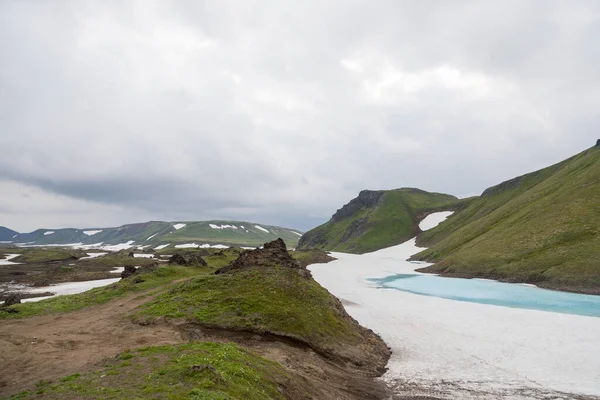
[298,188,458,254]
[413,143,600,294]
[7,221,303,249]
[0,226,19,242]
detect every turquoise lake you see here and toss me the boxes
[369,274,600,317]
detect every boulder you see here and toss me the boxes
[596,139,600,147]
[3,293,21,306]
[215,238,310,278]
[168,253,207,266]
[121,265,137,279]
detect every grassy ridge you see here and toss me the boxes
[137,267,369,360]
[0,251,239,319]
[10,342,291,400]
[414,146,600,293]
[299,188,458,254]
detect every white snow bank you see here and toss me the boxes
[83,230,102,236]
[209,224,237,230]
[175,243,229,249]
[133,253,154,258]
[101,241,135,251]
[173,223,186,230]
[110,267,125,274]
[0,254,20,265]
[308,212,600,399]
[175,243,199,249]
[154,244,170,250]
[289,230,302,236]
[19,278,121,303]
[147,233,158,241]
[80,252,108,259]
[254,225,269,233]
[419,211,454,231]
[43,231,55,235]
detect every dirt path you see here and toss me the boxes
[0,293,416,399]
[0,293,185,396]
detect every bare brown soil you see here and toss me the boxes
[0,290,405,399]
[0,292,183,396]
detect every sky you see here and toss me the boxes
[1,0,599,232]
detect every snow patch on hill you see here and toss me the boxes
[209,224,238,230]
[254,225,269,233]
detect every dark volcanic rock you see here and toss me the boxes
[3,293,21,306]
[331,190,385,222]
[341,217,370,242]
[215,238,310,277]
[596,139,600,147]
[121,265,137,279]
[121,263,159,280]
[168,253,207,266]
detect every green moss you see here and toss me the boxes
[9,342,290,400]
[138,267,362,353]
[415,146,600,292]
[0,265,208,320]
[12,248,87,263]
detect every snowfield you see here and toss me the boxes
[0,254,20,265]
[100,241,136,251]
[254,225,269,233]
[309,212,600,399]
[174,243,229,249]
[80,252,107,259]
[209,224,237,230]
[43,231,54,235]
[83,230,102,236]
[173,223,186,230]
[20,278,121,303]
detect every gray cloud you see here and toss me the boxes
[1,1,599,232]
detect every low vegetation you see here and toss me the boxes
[414,145,600,293]
[299,188,458,254]
[0,249,239,319]
[137,266,380,364]
[290,249,337,267]
[12,248,88,264]
[9,342,293,400]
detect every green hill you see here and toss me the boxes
[10,220,303,249]
[0,226,18,242]
[298,188,458,254]
[413,144,600,294]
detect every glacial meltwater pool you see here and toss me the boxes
[370,274,600,317]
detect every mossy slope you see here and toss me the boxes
[299,188,458,254]
[9,342,293,400]
[138,267,388,370]
[414,145,600,293]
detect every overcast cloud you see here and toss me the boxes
[1,0,599,232]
